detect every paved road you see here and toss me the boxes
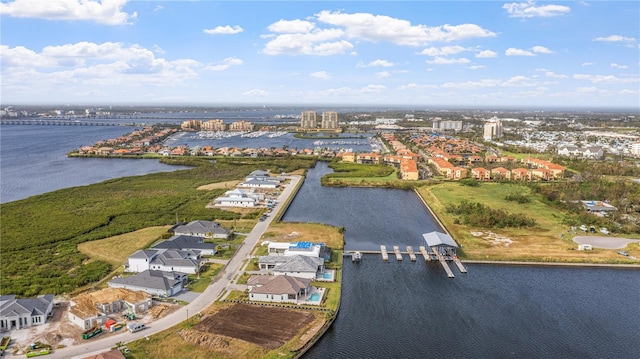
[48,175,301,359]
[573,235,640,249]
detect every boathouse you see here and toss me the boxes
[422,231,459,256]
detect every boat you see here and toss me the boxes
[352,251,362,262]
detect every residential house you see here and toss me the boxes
[581,201,617,215]
[258,255,325,280]
[173,220,229,239]
[68,288,151,330]
[471,167,491,181]
[511,168,530,181]
[266,241,330,259]
[400,159,419,180]
[126,249,202,274]
[153,235,217,256]
[490,167,511,180]
[247,275,311,304]
[213,188,258,208]
[0,294,54,331]
[108,270,188,298]
[445,167,468,180]
[340,152,356,162]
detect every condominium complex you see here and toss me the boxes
[483,117,503,141]
[321,111,339,129]
[180,119,202,131]
[229,120,254,131]
[432,119,463,131]
[300,111,318,129]
[202,119,226,131]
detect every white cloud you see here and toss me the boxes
[204,57,243,71]
[543,71,567,78]
[441,79,501,89]
[0,42,201,91]
[505,48,535,56]
[357,59,394,67]
[310,71,332,80]
[503,1,571,18]
[475,50,497,58]
[582,62,595,66]
[573,74,639,83]
[427,57,471,64]
[503,75,536,87]
[0,0,136,25]
[376,71,391,78]
[360,84,386,93]
[315,10,495,46]
[418,45,467,56]
[268,19,316,33]
[262,28,352,56]
[398,83,438,90]
[467,65,486,70]
[611,63,628,69]
[153,5,163,12]
[242,89,269,97]
[203,25,243,35]
[532,46,553,54]
[594,35,636,43]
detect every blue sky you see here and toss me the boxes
[1,0,638,109]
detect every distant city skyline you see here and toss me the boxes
[1,1,639,109]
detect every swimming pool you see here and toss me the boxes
[309,293,321,301]
[322,272,332,279]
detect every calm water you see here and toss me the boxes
[284,163,640,359]
[1,123,638,358]
[0,125,190,203]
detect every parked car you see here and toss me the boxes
[618,251,629,256]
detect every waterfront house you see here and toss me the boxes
[108,270,188,298]
[247,275,311,304]
[213,189,258,207]
[258,255,325,280]
[172,220,229,239]
[422,231,459,256]
[266,241,329,259]
[400,159,419,180]
[68,288,151,330]
[0,294,54,331]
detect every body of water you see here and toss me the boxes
[1,123,638,358]
[0,125,190,203]
[283,162,639,359]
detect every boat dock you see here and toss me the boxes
[432,246,455,278]
[447,248,467,273]
[393,246,402,261]
[351,251,362,262]
[419,246,431,261]
[406,246,417,261]
[380,245,389,261]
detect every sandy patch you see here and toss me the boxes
[471,231,514,247]
[572,236,640,249]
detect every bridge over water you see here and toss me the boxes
[0,119,139,127]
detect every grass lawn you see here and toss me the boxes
[418,182,636,263]
[77,226,170,267]
[188,263,225,293]
[260,222,344,249]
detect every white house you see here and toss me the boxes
[126,249,201,274]
[247,275,311,304]
[267,241,323,257]
[0,294,54,331]
[108,270,188,298]
[213,189,258,207]
[557,146,603,159]
[173,220,229,239]
[238,178,278,189]
[258,255,325,280]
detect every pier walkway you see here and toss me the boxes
[406,246,417,262]
[432,247,455,278]
[393,246,402,261]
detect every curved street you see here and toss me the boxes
[47,175,302,359]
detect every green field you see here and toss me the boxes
[418,182,638,263]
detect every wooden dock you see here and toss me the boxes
[446,248,467,273]
[380,245,389,261]
[406,246,416,261]
[393,245,402,261]
[419,246,431,261]
[432,246,455,278]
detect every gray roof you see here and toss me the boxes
[153,235,216,253]
[109,270,186,291]
[248,275,310,295]
[151,250,200,268]
[173,220,228,236]
[249,170,270,177]
[272,255,324,273]
[0,294,53,318]
[129,249,158,259]
[422,231,459,248]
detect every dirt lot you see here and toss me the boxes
[194,304,314,349]
[3,300,180,355]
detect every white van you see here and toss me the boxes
[127,323,146,333]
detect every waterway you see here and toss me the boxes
[283,162,640,359]
[1,123,638,358]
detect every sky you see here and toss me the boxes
[1,0,639,109]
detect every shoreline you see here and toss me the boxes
[461,259,640,268]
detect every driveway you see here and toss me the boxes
[573,235,640,249]
[172,290,200,303]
